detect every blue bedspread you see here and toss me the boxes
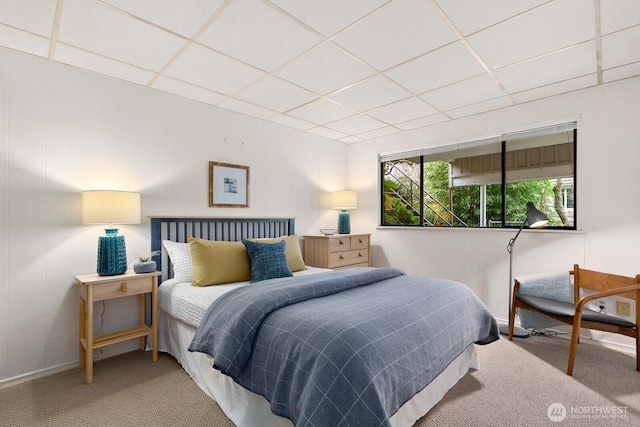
[189,267,499,427]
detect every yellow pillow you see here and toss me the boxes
[248,234,307,272]
[188,237,251,286]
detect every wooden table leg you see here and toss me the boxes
[78,284,86,369]
[139,294,146,351]
[85,285,93,384]
[152,277,158,362]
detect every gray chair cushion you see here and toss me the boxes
[517,294,637,329]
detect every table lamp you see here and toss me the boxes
[82,190,141,276]
[331,190,357,234]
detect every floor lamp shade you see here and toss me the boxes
[331,190,357,234]
[82,191,141,276]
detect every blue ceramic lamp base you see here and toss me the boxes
[338,210,351,234]
[97,228,128,276]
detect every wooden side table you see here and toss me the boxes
[75,270,160,384]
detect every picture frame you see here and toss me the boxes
[209,161,250,208]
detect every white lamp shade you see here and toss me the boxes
[82,190,141,224]
[331,190,357,210]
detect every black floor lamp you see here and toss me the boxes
[499,201,549,338]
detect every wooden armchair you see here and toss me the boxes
[509,264,640,375]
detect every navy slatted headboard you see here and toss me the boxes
[149,217,296,283]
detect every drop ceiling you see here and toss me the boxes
[1,0,639,143]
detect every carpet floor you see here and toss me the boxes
[1,335,638,426]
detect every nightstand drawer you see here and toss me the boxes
[351,235,369,250]
[329,249,369,268]
[329,236,352,253]
[87,277,153,302]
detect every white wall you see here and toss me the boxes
[348,76,640,349]
[0,47,347,384]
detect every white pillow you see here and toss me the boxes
[163,240,192,281]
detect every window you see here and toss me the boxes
[380,122,576,229]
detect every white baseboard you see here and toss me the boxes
[0,341,142,390]
[496,317,636,355]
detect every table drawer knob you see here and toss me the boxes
[121,283,128,292]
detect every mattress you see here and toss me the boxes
[158,267,328,328]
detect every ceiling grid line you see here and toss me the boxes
[48,0,64,59]
[594,0,603,84]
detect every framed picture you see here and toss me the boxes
[209,162,250,208]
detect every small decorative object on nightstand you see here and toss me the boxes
[131,251,160,274]
[75,270,160,384]
[304,234,370,269]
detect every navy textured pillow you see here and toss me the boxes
[242,239,293,283]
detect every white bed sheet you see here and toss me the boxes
[158,267,328,329]
[156,269,480,427]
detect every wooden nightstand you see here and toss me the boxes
[75,270,160,384]
[303,234,371,269]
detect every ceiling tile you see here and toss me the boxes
[325,114,387,135]
[235,76,318,112]
[101,0,226,38]
[421,74,505,112]
[367,97,438,124]
[356,126,401,140]
[287,98,357,124]
[151,76,226,105]
[58,0,187,71]
[328,74,411,112]
[307,126,348,140]
[600,0,640,35]
[385,41,485,94]
[0,24,50,58]
[164,43,265,95]
[468,0,595,69]
[511,74,597,104]
[334,0,456,71]
[275,42,374,95]
[197,0,322,72]
[395,114,450,130]
[54,43,156,85]
[434,0,548,36]
[268,0,390,37]
[0,0,58,37]
[217,97,278,120]
[445,96,512,120]
[601,26,640,70]
[495,41,597,93]
[602,62,640,83]
[339,135,363,144]
[268,114,316,131]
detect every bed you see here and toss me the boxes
[150,217,499,427]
